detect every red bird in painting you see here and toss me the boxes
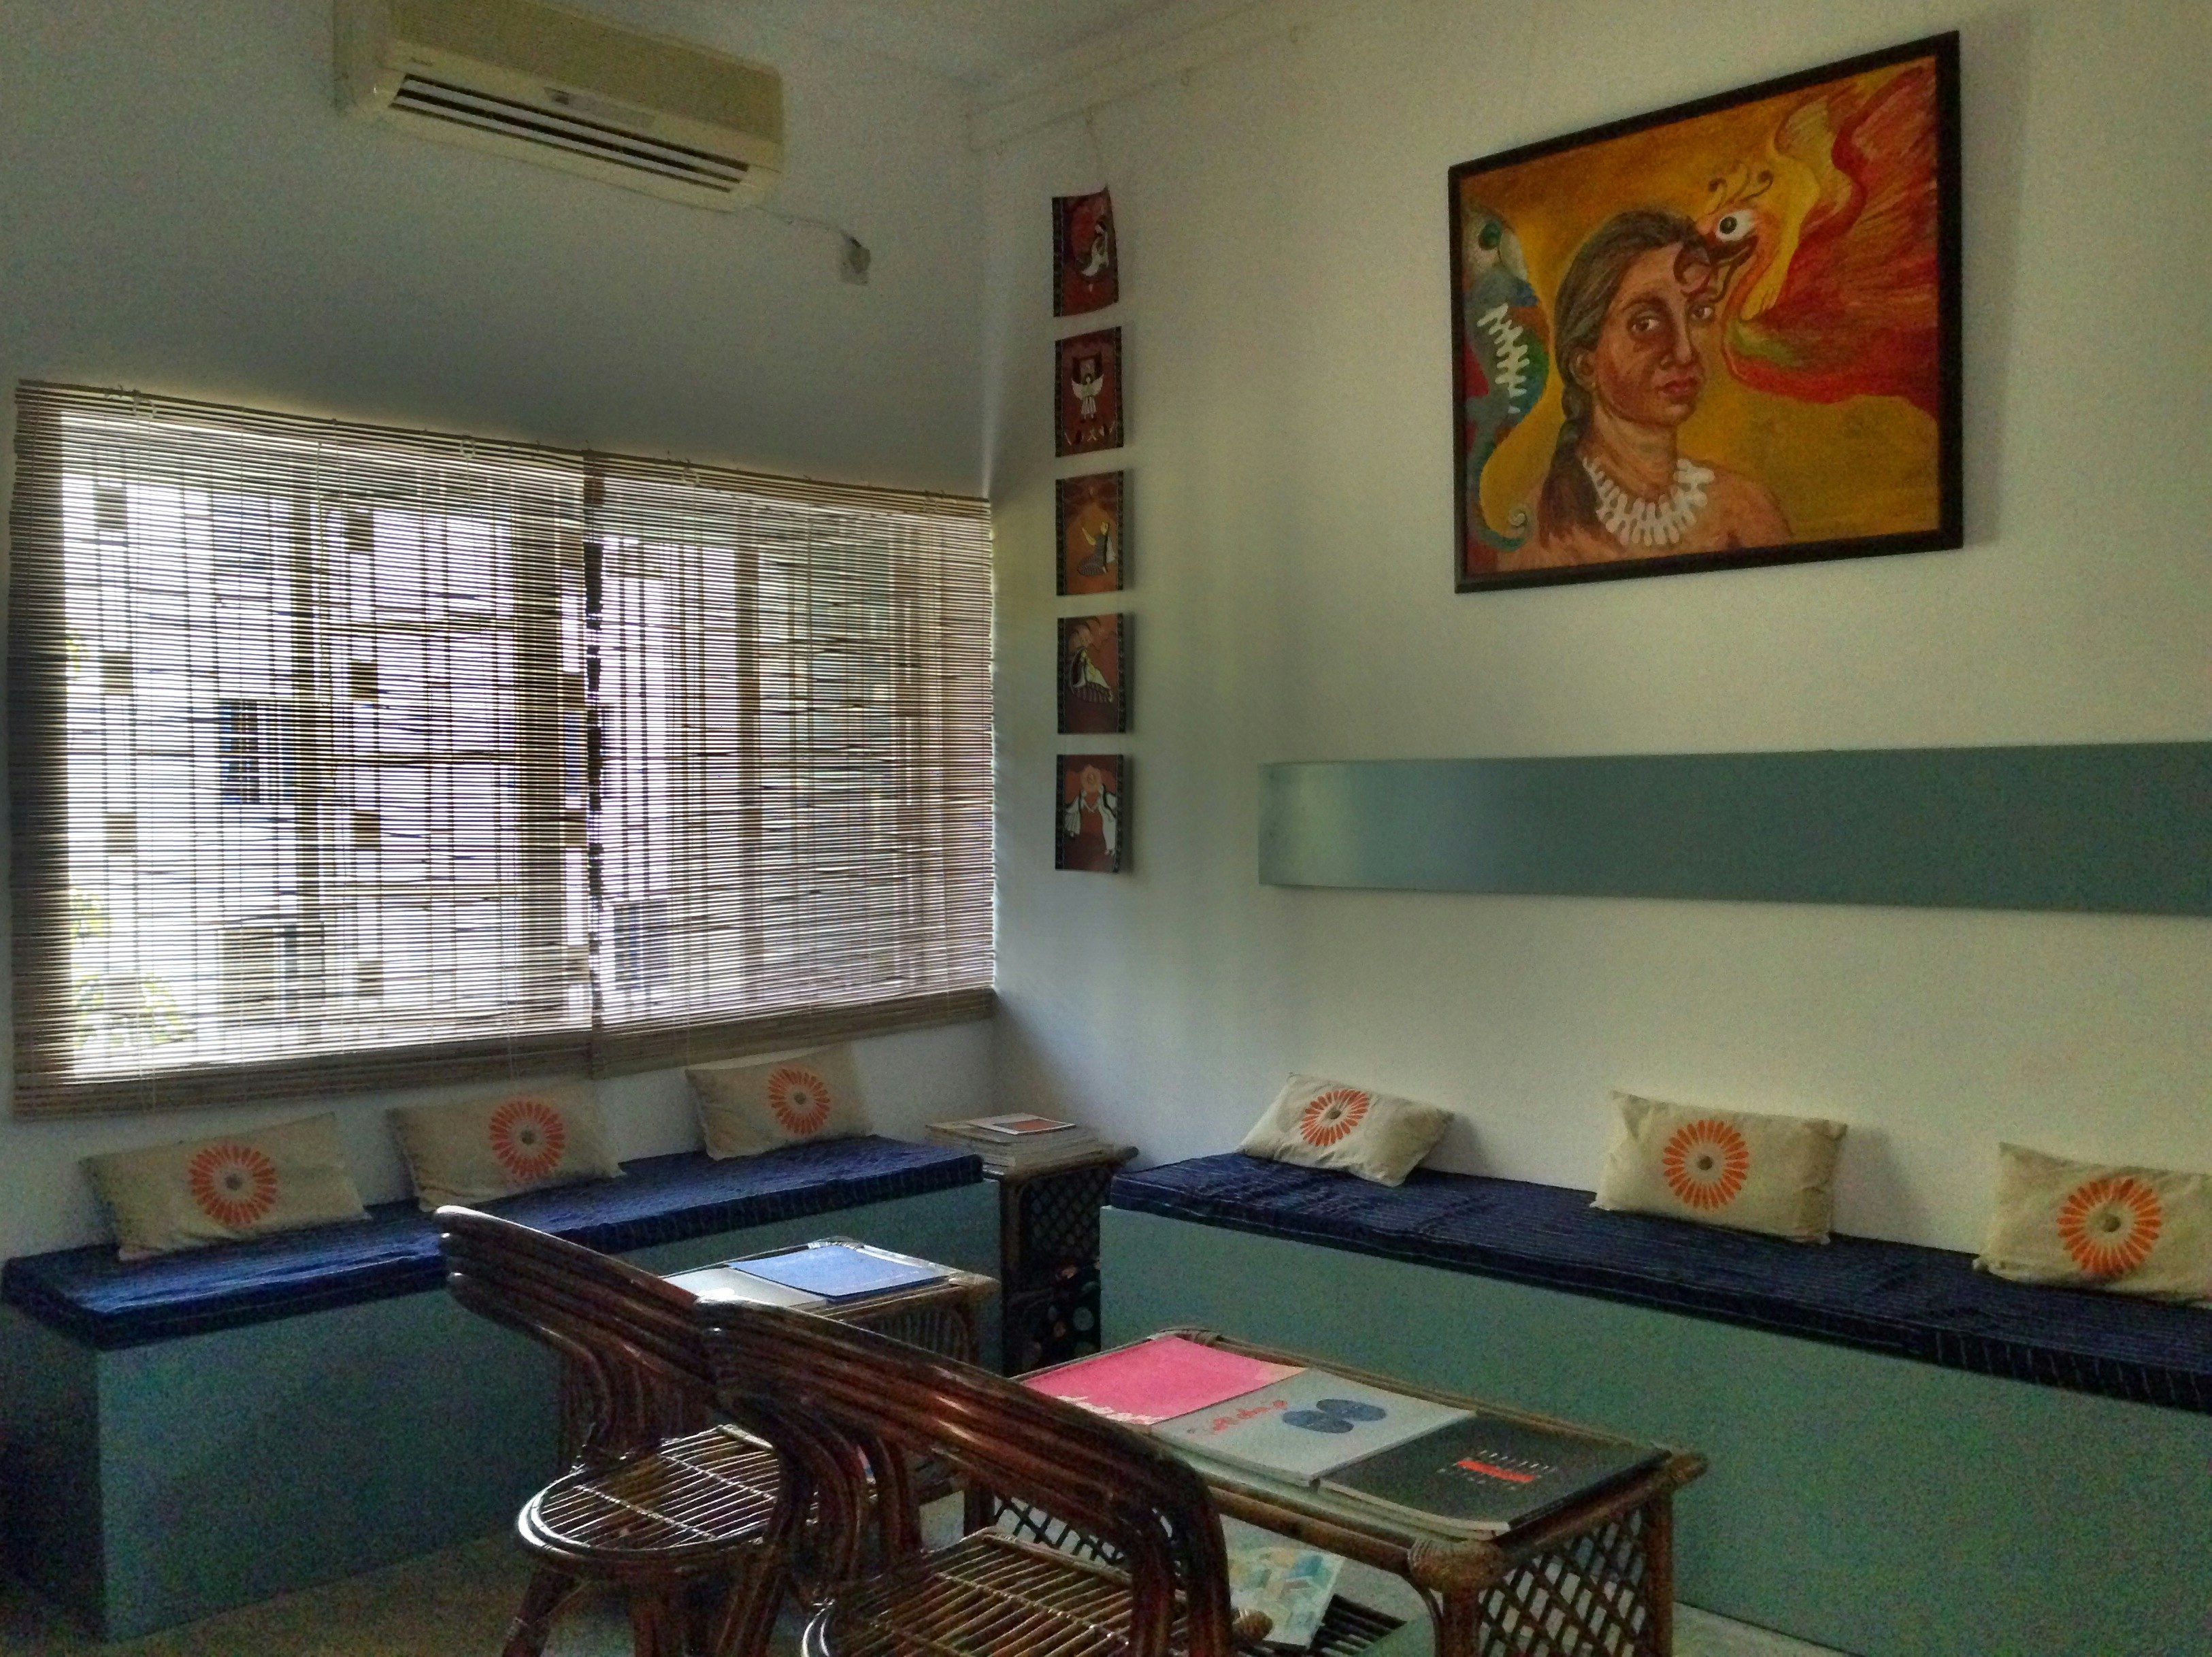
[1696,61,1943,417]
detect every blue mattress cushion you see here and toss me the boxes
[3,1136,983,1350]
[1111,1153,2212,1415]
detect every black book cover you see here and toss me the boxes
[1320,1415,1666,1538]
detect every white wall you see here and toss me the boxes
[986,0,2212,1253]
[0,0,993,1255]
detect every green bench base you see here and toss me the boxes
[0,1183,997,1640]
[1102,1206,2212,1657]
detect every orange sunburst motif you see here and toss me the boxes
[188,1143,279,1228]
[1298,1088,1371,1147]
[488,1098,568,1181]
[2056,1176,2163,1277]
[1661,1119,1751,1211]
[765,1066,834,1136]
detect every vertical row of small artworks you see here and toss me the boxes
[1052,188,1129,874]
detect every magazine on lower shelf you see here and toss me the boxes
[1223,1520,1344,1650]
[1318,1415,1669,1539]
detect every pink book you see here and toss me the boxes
[1025,1336,1305,1428]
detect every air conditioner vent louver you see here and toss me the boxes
[391,74,747,195]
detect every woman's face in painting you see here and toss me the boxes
[1576,242,1717,429]
[1078,766,1104,809]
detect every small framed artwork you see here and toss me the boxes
[1056,472,1127,595]
[1058,612,1128,735]
[1055,753,1127,874]
[1449,33,1961,591]
[1056,327,1123,457]
[1053,189,1119,316]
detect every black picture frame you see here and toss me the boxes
[1055,753,1128,874]
[1053,189,1120,318]
[1056,472,1127,597]
[1057,612,1129,736]
[1056,327,1124,457]
[1449,33,1962,592]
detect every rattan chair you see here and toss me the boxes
[438,1207,803,1657]
[697,1299,1274,1657]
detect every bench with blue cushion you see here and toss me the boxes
[1104,1153,2212,1657]
[0,1136,994,1639]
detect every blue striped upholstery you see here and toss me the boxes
[1111,1153,2211,1414]
[5,1136,983,1349]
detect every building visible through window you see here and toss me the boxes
[7,383,993,1116]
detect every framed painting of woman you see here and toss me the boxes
[1449,34,1961,591]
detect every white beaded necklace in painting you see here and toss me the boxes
[1581,455,1715,548]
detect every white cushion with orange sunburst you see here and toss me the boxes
[83,1113,369,1259]
[388,1079,621,1209]
[1594,1091,1845,1243]
[1976,1142,2211,1303]
[688,1042,872,1158]
[1238,1073,1451,1187]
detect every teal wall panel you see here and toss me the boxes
[1104,1208,2212,1657]
[0,1308,103,1616]
[1259,742,2212,915]
[99,1290,557,1641]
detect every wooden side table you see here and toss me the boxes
[989,1145,1136,1375]
[559,1237,997,1460]
[701,1234,999,1364]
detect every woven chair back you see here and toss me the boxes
[435,1204,714,1467]
[699,1301,1241,1657]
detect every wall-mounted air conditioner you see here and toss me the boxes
[336,0,784,208]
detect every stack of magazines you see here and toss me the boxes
[1026,1334,1666,1541]
[925,1113,1105,1172]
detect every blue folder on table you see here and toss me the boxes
[733,1243,947,1302]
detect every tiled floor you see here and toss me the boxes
[0,1532,1847,1656]
[0,1536,643,1657]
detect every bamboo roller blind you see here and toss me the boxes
[8,383,993,1117]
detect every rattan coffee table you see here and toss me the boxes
[1083,1328,1706,1657]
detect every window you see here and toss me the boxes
[7,384,993,1115]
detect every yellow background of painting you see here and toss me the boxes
[1466,65,1941,546]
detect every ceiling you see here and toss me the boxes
[723,0,1202,91]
